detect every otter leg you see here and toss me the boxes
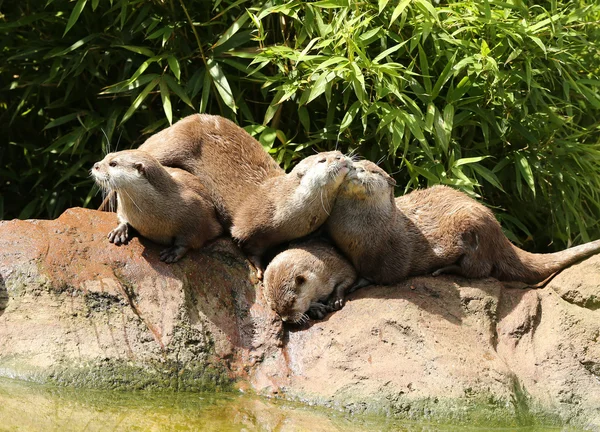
[247,255,264,280]
[307,302,332,320]
[431,265,464,277]
[108,222,130,245]
[328,277,372,310]
[160,238,190,263]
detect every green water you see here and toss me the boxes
[0,378,564,432]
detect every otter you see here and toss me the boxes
[326,159,600,285]
[263,239,358,324]
[92,150,223,262]
[137,114,284,227]
[231,151,352,278]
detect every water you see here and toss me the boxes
[0,378,564,431]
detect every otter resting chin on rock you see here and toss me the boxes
[92,150,222,263]
[263,239,359,324]
[326,159,600,285]
[231,151,352,279]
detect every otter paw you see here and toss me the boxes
[307,302,332,320]
[328,295,345,311]
[108,224,129,245]
[159,246,187,263]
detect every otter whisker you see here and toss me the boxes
[100,128,111,155]
[121,188,143,213]
[320,189,331,216]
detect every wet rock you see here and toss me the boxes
[0,208,599,429]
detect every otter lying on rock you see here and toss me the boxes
[263,239,359,324]
[92,150,222,263]
[327,159,600,285]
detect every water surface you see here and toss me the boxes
[0,378,563,431]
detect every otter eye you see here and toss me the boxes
[109,161,117,167]
[295,275,306,286]
[318,158,326,163]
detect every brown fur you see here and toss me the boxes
[92,150,223,263]
[263,239,357,324]
[231,151,352,277]
[327,160,600,285]
[138,114,284,227]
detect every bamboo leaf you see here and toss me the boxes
[213,12,250,48]
[159,79,172,125]
[206,58,237,113]
[63,0,88,36]
[163,74,194,109]
[120,77,160,125]
[167,56,181,81]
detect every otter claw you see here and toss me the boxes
[108,223,129,245]
[328,296,345,311]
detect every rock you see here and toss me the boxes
[1,208,599,429]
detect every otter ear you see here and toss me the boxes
[296,169,306,178]
[133,162,145,174]
[294,275,306,286]
[386,176,396,186]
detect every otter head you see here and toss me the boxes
[340,159,396,201]
[291,151,352,190]
[91,150,161,191]
[264,260,315,324]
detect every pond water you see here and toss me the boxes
[0,377,563,432]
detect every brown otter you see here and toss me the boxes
[231,151,352,278]
[326,159,600,285]
[137,114,284,227]
[263,239,358,324]
[92,150,222,262]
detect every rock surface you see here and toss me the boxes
[1,208,599,429]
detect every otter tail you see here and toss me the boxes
[494,239,600,284]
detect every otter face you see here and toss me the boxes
[91,150,152,191]
[264,266,313,324]
[292,151,352,189]
[340,160,396,199]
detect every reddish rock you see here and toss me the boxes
[0,208,599,429]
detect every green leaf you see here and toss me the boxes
[63,0,88,36]
[389,0,411,28]
[312,0,349,8]
[515,153,536,197]
[200,70,211,113]
[454,156,487,166]
[167,56,181,81]
[45,34,96,58]
[120,77,160,125]
[116,45,155,57]
[163,75,194,109]
[43,113,82,130]
[339,101,361,133]
[307,71,336,105]
[378,0,390,14]
[159,79,172,125]
[206,58,237,113]
[213,12,250,48]
[298,106,310,132]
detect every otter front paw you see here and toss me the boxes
[307,302,332,320]
[160,245,188,263]
[328,294,345,311]
[108,223,130,245]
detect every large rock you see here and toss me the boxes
[0,208,599,429]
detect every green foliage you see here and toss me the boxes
[1,0,600,251]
